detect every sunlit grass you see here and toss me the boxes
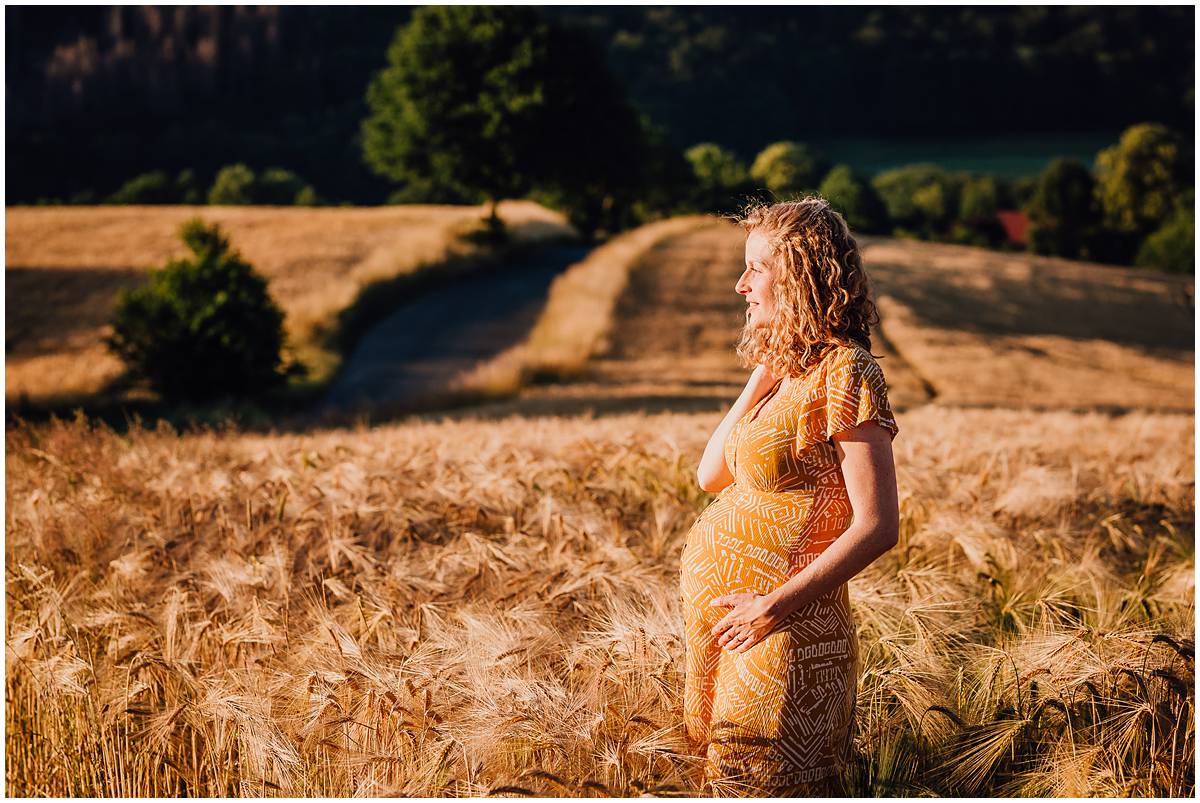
[5,403,1192,796]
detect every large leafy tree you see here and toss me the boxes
[361,7,552,226]
[361,6,649,237]
[522,23,657,239]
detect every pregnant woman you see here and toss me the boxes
[680,197,901,796]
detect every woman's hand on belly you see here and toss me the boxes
[708,591,788,653]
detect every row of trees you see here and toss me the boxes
[32,8,1193,273]
[63,164,324,206]
[683,121,1193,273]
[1026,124,1192,272]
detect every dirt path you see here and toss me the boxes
[445,220,932,420]
[312,243,592,419]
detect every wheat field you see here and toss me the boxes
[5,402,1194,795]
[5,214,1195,796]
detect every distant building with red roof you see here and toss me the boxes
[996,209,1028,246]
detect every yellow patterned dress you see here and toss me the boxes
[680,342,899,795]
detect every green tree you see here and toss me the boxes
[871,164,960,238]
[817,164,887,233]
[1095,123,1190,240]
[361,7,556,231]
[522,26,659,239]
[208,163,257,205]
[627,114,698,222]
[103,218,296,403]
[953,175,1007,247]
[1135,188,1194,274]
[1024,158,1101,259]
[749,141,830,199]
[685,142,750,214]
[108,170,176,204]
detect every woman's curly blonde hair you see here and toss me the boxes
[726,196,881,380]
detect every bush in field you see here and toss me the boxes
[1024,158,1103,260]
[750,141,830,199]
[1135,188,1194,274]
[107,169,205,204]
[103,218,294,403]
[872,164,963,239]
[1095,123,1190,241]
[686,142,751,214]
[207,164,319,206]
[818,164,888,234]
[108,170,175,204]
[208,163,257,205]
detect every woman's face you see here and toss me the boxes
[736,230,778,329]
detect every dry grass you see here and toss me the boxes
[5,403,1193,796]
[5,213,1194,796]
[859,236,1194,411]
[5,201,574,404]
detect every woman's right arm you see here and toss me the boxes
[696,365,779,493]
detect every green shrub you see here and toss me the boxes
[294,186,321,206]
[872,164,962,238]
[108,171,177,204]
[106,169,204,204]
[206,164,320,205]
[750,141,830,199]
[817,164,888,233]
[103,218,294,403]
[1135,189,1194,274]
[208,164,257,205]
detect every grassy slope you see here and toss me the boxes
[5,201,574,406]
[4,216,1194,796]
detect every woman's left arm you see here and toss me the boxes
[765,422,899,618]
[709,421,899,651]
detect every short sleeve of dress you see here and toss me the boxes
[824,347,899,442]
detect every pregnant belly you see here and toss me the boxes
[681,487,820,608]
[681,489,859,614]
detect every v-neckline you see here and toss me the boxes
[746,377,787,425]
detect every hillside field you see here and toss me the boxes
[5,213,1195,796]
[5,201,574,406]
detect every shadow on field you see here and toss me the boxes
[864,244,1194,356]
[5,265,147,356]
